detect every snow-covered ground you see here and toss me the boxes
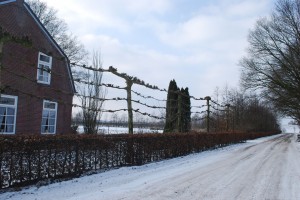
[77,126,163,134]
[1,133,300,200]
[281,124,299,134]
[281,118,299,134]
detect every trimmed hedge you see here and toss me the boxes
[0,131,279,189]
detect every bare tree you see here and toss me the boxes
[26,0,88,74]
[240,0,300,122]
[80,52,106,134]
[209,85,280,133]
[71,112,83,133]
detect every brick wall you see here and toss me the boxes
[0,1,74,134]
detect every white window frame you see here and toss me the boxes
[37,52,52,85]
[0,94,18,134]
[41,100,58,134]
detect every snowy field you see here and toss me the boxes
[1,133,300,200]
[77,126,163,134]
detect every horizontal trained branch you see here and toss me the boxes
[210,104,227,112]
[75,79,127,90]
[211,100,227,107]
[132,90,167,102]
[191,110,207,115]
[191,105,207,109]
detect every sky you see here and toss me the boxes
[43,0,276,120]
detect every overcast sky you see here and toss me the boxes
[43,0,276,119]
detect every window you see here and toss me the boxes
[41,100,57,134]
[37,52,52,84]
[0,94,17,134]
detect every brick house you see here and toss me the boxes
[0,0,75,134]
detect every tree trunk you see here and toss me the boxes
[205,96,211,133]
[126,80,133,134]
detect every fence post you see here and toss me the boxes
[126,80,134,134]
[225,104,230,131]
[205,96,211,133]
[232,108,235,133]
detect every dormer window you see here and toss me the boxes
[37,52,52,84]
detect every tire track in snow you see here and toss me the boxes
[119,133,300,200]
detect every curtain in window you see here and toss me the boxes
[41,110,55,133]
[0,107,6,131]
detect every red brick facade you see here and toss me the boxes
[0,0,75,134]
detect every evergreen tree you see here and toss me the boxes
[164,80,179,133]
[182,87,191,132]
[177,88,183,132]
[164,80,191,133]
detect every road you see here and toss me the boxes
[108,133,300,200]
[1,133,300,200]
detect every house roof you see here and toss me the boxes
[0,0,16,5]
[0,0,76,93]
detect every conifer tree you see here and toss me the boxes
[182,87,191,132]
[177,87,191,132]
[164,80,179,133]
[177,88,184,132]
[164,80,191,133]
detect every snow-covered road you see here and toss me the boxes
[1,133,300,200]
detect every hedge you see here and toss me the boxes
[0,131,280,189]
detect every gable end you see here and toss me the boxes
[23,2,76,93]
[0,0,76,93]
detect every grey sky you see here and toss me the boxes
[43,0,276,118]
